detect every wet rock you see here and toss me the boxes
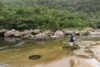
[0,63,10,67]
[96,41,100,44]
[50,35,59,38]
[85,58,100,67]
[29,29,34,34]
[34,32,47,41]
[90,32,100,35]
[23,34,34,39]
[74,48,92,59]
[74,31,80,36]
[34,57,70,67]
[90,45,100,62]
[4,29,15,37]
[69,56,93,67]
[89,46,95,48]
[50,30,64,38]
[63,31,71,35]
[0,29,8,36]
[76,41,96,48]
[44,30,51,35]
[54,30,64,37]
[14,41,25,47]
[76,55,91,59]
[14,31,22,37]
[80,31,90,36]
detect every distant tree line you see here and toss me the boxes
[0,0,99,30]
[1,0,100,14]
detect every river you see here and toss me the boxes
[0,35,100,67]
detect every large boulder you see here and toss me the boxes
[90,45,100,61]
[0,29,8,36]
[49,30,64,38]
[34,32,47,41]
[4,29,15,37]
[14,31,22,37]
[74,31,80,36]
[80,31,90,36]
[64,31,71,35]
[54,30,64,37]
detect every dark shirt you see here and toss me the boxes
[70,34,74,42]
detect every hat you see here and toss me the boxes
[70,32,73,34]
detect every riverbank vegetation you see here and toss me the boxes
[0,0,100,31]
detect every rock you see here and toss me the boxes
[54,30,64,37]
[14,31,22,37]
[0,29,8,36]
[74,31,80,35]
[64,31,71,35]
[23,34,34,39]
[85,58,100,67]
[90,45,100,61]
[4,29,16,37]
[34,57,70,67]
[34,32,47,41]
[90,32,100,35]
[80,31,90,36]
[15,41,25,47]
[0,63,10,67]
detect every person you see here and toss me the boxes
[69,32,75,52]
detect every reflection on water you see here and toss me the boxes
[4,37,21,43]
[0,37,21,47]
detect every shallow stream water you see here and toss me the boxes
[0,35,100,67]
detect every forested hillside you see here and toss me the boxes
[0,0,100,30]
[1,0,100,14]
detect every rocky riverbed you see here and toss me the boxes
[0,34,100,67]
[34,40,100,67]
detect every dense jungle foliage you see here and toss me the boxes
[0,0,100,30]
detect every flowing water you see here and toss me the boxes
[0,35,100,67]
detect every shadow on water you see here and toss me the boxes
[62,46,77,49]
